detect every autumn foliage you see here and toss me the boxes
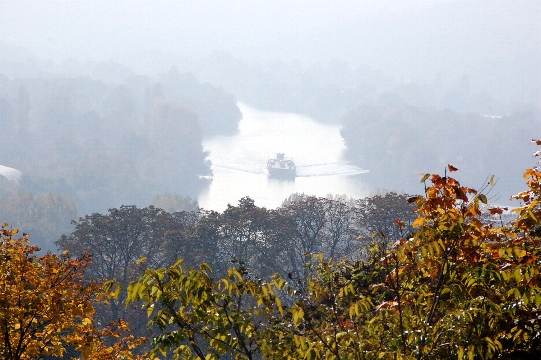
[260,145,541,359]
[122,143,541,359]
[0,225,144,359]
[6,143,541,359]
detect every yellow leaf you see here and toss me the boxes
[114,283,122,298]
[514,248,527,258]
[292,304,304,327]
[147,304,155,317]
[412,217,424,228]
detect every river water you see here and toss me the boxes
[198,103,369,211]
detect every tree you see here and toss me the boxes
[160,209,220,272]
[353,192,417,246]
[0,225,143,359]
[278,195,329,285]
[196,197,293,278]
[0,226,93,359]
[268,161,541,359]
[0,192,78,252]
[126,259,284,360]
[56,206,182,338]
[277,195,361,287]
[322,196,358,260]
[146,101,211,194]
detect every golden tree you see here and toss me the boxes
[0,225,144,359]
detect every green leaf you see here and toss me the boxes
[478,194,488,204]
[421,173,430,183]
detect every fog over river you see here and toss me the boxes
[198,104,369,211]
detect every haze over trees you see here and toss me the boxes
[0,192,77,250]
[0,66,241,217]
[340,99,541,198]
[1,1,539,214]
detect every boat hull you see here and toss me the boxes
[267,166,296,178]
[267,153,296,178]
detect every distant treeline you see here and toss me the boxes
[0,66,242,215]
[340,97,541,200]
[189,52,537,125]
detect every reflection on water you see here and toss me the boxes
[197,103,369,211]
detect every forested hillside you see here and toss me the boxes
[340,98,541,200]
[0,66,241,218]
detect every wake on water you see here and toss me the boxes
[210,159,367,178]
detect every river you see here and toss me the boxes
[198,103,369,211]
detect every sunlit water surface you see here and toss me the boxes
[198,103,369,211]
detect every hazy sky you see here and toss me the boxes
[1,1,433,62]
[1,1,540,89]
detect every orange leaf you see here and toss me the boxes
[448,164,459,172]
[431,174,441,183]
[488,207,507,215]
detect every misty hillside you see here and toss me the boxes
[0,63,242,216]
[340,99,541,199]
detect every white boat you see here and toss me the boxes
[267,153,296,178]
